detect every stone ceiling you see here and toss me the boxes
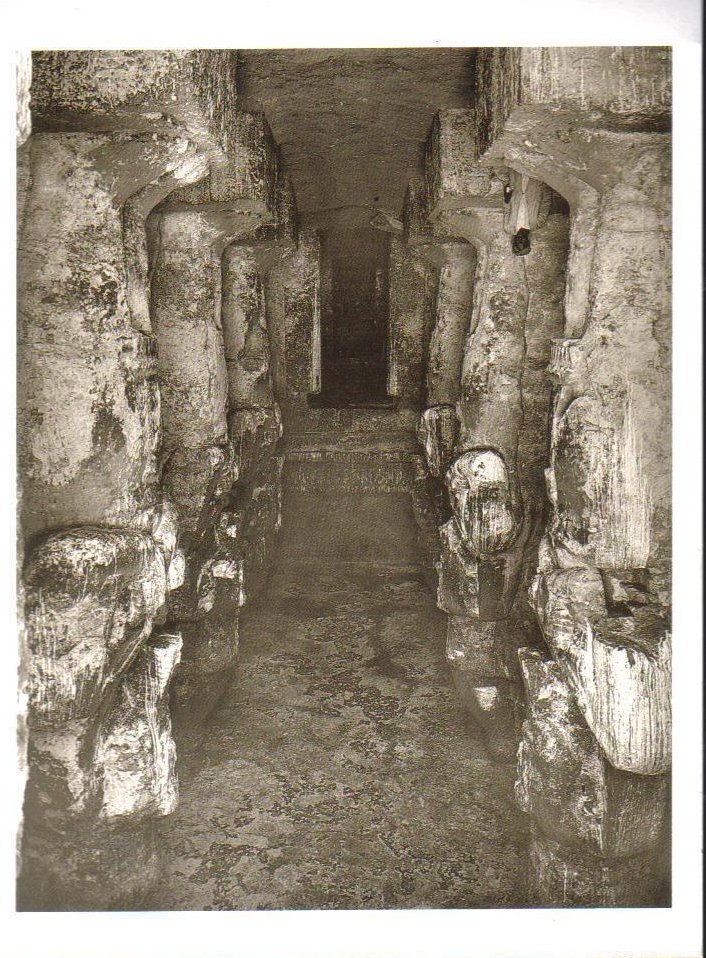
[237,49,474,229]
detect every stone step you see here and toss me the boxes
[284,446,420,494]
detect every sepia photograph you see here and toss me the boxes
[4,3,703,957]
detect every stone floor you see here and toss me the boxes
[145,460,529,909]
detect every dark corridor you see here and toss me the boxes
[316,227,392,407]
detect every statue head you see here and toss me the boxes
[446,449,521,556]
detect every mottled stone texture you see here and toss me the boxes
[455,210,568,527]
[151,210,231,451]
[459,47,672,907]
[424,110,498,213]
[20,636,182,910]
[400,211,476,534]
[31,50,239,151]
[24,528,173,726]
[474,47,671,157]
[528,823,669,908]
[413,105,572,770]
[531,564,671,776]
[387,237,438,406]
[167,113,280,221]
[141,106,287,736]
[145,436,529,910]
[417,58,671,908]
[422,205,568,764]
[417,405,458,480]
[17,50,251,910]
[516,650,669,859]
[17,115,207,910]
[19,46,672,912]
[222,244,276,410]
[489,137,671,779]
[267,229,322,425]
[426,242,476,408]
[19,134,189,540]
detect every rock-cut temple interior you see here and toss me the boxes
[16,48,672,911]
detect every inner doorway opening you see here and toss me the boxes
[313,226,393,408]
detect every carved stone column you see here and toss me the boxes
[18,133,204,541]
[424,109,570,758]
[266,228,322,425]
[416,241,475,481]
[222,233,292,602]
[474,47,672,905]
[149,115,291,733]
[17,51,239,908]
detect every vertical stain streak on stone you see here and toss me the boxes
[16,52,32,146]
[594,387,652,569]
[533,566,671,775]
[563,194,599,339]
[517,255,530,502]
[577,624,671,776]
[95,632,181,822]
[311,276,321,393]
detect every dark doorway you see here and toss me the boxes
[314,227,392,407]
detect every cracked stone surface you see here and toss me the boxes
[145,480,529,909]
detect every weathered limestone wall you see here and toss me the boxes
[413,48,672,906]
[19,51,298,908]
[19,133,201,541]
[17,51,244,909]
[223,230,295,602]
[18,45,672,912]
[433,202,569,760]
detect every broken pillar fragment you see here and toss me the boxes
[517,649,670,905]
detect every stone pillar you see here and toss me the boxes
[152,210,233,452]
[222,239,287,603]
[269,229,322,428]
[18,134,202,541]
[425,242,476,409]
[387,233,438,410]
[222,244,276,411]
[17,133,201,909]
[17,50,240,908]
[149,114,287,732]
[416,241,475,480]
[474,47,672,906]
[423,109,570,759]
[149,207,243,732]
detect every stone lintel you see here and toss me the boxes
[161,113,280,224]
[475,47,671,162]
[30,50,239,154]
[424,109,503,221]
